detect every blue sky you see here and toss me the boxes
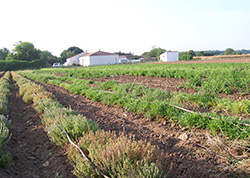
[0,0,249,56]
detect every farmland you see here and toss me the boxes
[1,60,250,177]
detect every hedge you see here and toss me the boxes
[0,59,48,71]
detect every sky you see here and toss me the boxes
[0,0,249,57]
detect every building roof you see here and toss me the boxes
[119,55,127,58]
[66,51,87,60]
[81,51,117,57]
[164,51,178,53]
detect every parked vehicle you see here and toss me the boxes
[52,63,60,67]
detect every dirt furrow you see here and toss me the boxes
[0,82,76,178]
[38,82,236,177]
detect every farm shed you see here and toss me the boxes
[79,50,119,66]
[160,51,179,62]
[64,51,88,66]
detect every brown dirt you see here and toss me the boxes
[37,82,249,177]
[92,75,197,94]
[0,81,76,178]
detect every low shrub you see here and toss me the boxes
[0,72,12,167]
[68,130,166,178]
[0,115,12,167]
[43,106,99,145]
[0,72,11,116]
[14,72,168,177]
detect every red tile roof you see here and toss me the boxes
[81,51,117,57]
[119,55,127,58]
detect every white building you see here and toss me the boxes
[118,55,128,63]
[79,51,119,66]
[160,51,179,62]
[64,52,88,66]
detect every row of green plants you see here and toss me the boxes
[0,72,12,167]
[35,62,250,94]
[12,72,167,178]
[20,71,250,140]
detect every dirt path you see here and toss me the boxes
[38,82,247,177]
[0,81,76,178]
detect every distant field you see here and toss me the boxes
[147,54,250,65]
[193,54,250,61]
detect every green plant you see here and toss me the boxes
[0,115,12,167]
[68,130,166,178]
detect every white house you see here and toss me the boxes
[160,51,179,62]
[118,55,128,63]
[79,50,119,66]
[64,51,88,66]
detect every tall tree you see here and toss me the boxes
[40,50,60,65]
[0,48,10,60]
[143,47,166,59]
[187,50,196,57]
[224,48,236,55]
[60,46,83,63]
[6,41,40,61]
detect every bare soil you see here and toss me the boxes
[38,82,249,177]
[0,81,76,178]
[92,75,197,94]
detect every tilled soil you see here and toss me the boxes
[38,82,248,177]
[92,75,197,94]
[0,82,76,178]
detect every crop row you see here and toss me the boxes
[0,72,12,167]
[20,71,250,140]
[12,72,167,178]
[37,62,250,94]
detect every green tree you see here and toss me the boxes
[179,54,193,61]
[60,46,83,63]
[6,41,40,61]
[224,48,236,55]
[114,51,125,55]
[187,50,196,57]
[0,48,10,60]
[197,51,205,56]
[143,47,166,59]
[236,51,242,55]
[40,50,60,65]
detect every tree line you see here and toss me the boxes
[142,47,250,61]
[0,41,84,65]
[1,41,250,65]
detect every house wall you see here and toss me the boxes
[89,55,119,66]
[79,56,90,66]
[118,57,128,63]
[160,52,179,62]
[66,56,79,65]
[65,52,88,66]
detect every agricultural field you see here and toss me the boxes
[1,60,250,177]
